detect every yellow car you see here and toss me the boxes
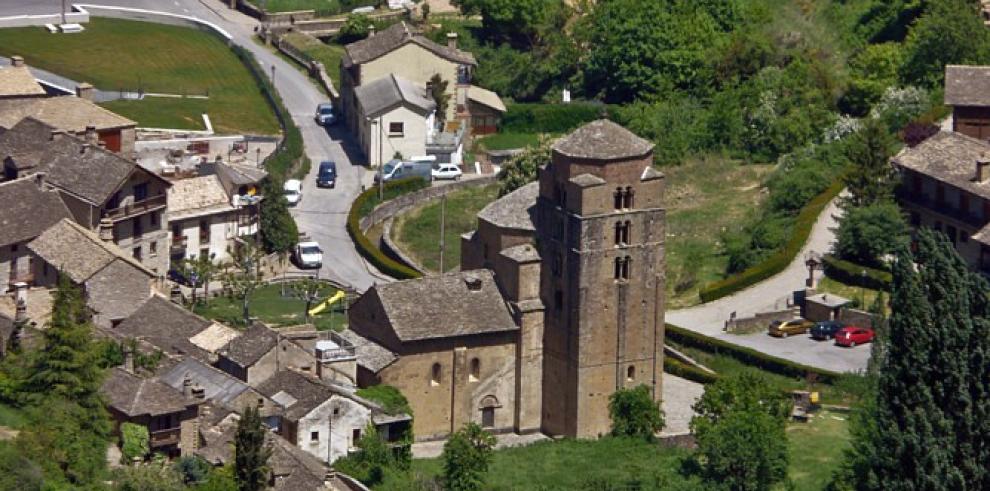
[768,318,814,338]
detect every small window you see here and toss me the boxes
[626,365,635,381]
[615,256,630,281]
[431,363,442,386]
[352,428,361,444]
[333,407,340,416]
[150,211,159,227]
[172,223,182,238]
[134,182,148,202]
[613,188,623,210]
[388,122,404,135]
[551,253,562,277]
[470,358,480,382]
[149,241,158,257]
[133,217,143,238]
[257,398,265,407]
[614,257,622,280]
[132,246,142,261]
[623,187,634,208]
[310,431,319,442]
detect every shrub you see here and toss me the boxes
[347,178,429,280]
[700,178,845,302]
[821,254,892,291]
[665,324,841,383]
[664,357,720,385]
[833,201,908,267]
[500,102,618,134]
[120,422,149,463]
[608,385,665,440]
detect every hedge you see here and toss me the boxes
[501,102,620,134]
[664,357,720,385]
[665,323,841,384]
[822,254,892,291]
[699,178,846,303]
[347,178,428,280]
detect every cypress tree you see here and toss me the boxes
[259,177,298,254]
[235,406,271,491]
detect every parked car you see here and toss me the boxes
[835,326,875,347]
[167,267,201,287]
[768,318,814,338]
[294,241,323,269]
[283,179,302,206]
[374,159,433,183]
[810,320,846,340]
[315,103,335,126]
[316,161,337,188]
[432,163,463,181]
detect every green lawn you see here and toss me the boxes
[281,32,346,88]
[193,282,343,331]
[0,18,278,134]
[393,184,499,273]
[788,409,852,490]
[246,0,376,15]
[817,277,886,313]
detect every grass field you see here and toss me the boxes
[245,0,376,14]
[280,32,346,88]
[788,409,852,490]
[0,18,278,134]
[392,184,499,273]
[817,277,886,313]
[193,282,343,331]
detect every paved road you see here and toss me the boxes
[49,0,385,291]
[666,197,871,373]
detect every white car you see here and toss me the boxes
[431,163,463,181]
[295,241,323,269]
[283,179,302,206]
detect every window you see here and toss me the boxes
[388,122,404,135]
[352,428,361,444]
[172,223,182,239]
[621,257,631,280]
[626,365,635,382]
[310,431,319,442]
[134,182,148,202]
[615,256,631,281]
[150,211,159,227]
[947,225,958,245]
[132,246,142,261]
[481,407,495,428]
[470,358,480,382]
[431,363,442,386]
[149,241,158,257]
[614,221,630,246]
[614,188,623,210]
[257,398,265,408]
[199,220,209,242]
[133,217,143,238]
[333,407,340,416]
[623,186,634,208]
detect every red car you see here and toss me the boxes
[835,327,874,347]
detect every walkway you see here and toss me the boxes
[666,197,871,373]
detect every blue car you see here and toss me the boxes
[316,161,337,188]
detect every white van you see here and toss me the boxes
[283,179,302,206]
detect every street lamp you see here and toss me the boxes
[368,117,384,200]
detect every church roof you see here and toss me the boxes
[476,181,538,232]
[553,119,653,161]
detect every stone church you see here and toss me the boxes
[346,120,666,440]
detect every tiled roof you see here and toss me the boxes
[158,358,252,406]
[370,269,517,342]
[0,176,71,247]
[0,96,135,131]
[354,73,435,117]
[553,119,654,161]
[256,370,334,421]
[32,133,146,205]
[499,243,540,263]
[28,218,154,283]
[112,295,216,360]
[167,175,233,220]
[0,116,57,171]
[467,85,506,112]
[476,181,538,231]
[0,65,45,97]
[892,130,990,199]
[337,328,397,373]
[944,65,990,107]
[219,323,278,368]
[344,21,476,67]
[101,367,195,417]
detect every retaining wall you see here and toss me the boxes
[381,217,427,274]
[725,308,800,334]
[360,176,497,232]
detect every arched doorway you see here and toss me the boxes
[479,395,500,429]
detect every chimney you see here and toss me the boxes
[98,218,114,243]
[464,273,482,291]
[124,346,135,373]
[13,283,28,324]
[33,172,45,188]
[84,125,98,145]
[10,56,24,68]
[446,32,458,50]
[75,82,94,101]
[978,155,990,182]
[182,376,193,398]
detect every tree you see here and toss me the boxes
[332,424,393,486]
[442,423,496,491]
[428,73,450,128]
[120,422,149,463]
[497,136,552,196]
[900,0,990,87]
[259,177,298,254]
[337,13,372,44]
[454,0,567,48]
[842,117,898,209]
[0,442,43,491]
[16,397,110,486]
[691,372,791,491]
[834,202,909,267]
[839,229,990,489]
[222,243,265,325]
[608,385,665,441]
[287,278,333,324]
[234,406,271,491]
[180,252,218,305]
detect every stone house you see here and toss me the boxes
[215,323,318,386]
[0,118,171,274]
[28,218,158,328]
[464,85,506,136]
[944,65,990,141]
[101,366,202,457]
[256,370,411,464]
[892,130,990,272]
[166,162,265,265]
[0,90,137,155]
[340,22,476,134]
[349,120,666,440]
[353,73,436,166]
[158,357,277,417]
[0,175,71,291]
[0,56,46,100]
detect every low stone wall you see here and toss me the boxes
[726,308,800,334]
[838,307,877,328]
[360,176,497,232]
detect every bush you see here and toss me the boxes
[500,102,618,134]
[700,177,845,302]
[120,422,149,463]
[664,357,720,385]
[821,254,892,291]
[608,385,665,440]
[665,324,841,383]
[347,178,429,280]
[833,201,908,267]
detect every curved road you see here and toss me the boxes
[3,0,384,291]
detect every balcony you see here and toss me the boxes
[103,194,166,222]
[149,428,181,448]
[897,190,986,228]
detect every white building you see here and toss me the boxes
[354,74,436,167]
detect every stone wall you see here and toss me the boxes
[838,307,877,328]
[725,308,800,334]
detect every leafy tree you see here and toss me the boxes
[259,177,299,254]
[332,424,392,486]
[900,0,990,87]
[442,422,496,491]
[834,202,908,267]
[234,406,271,491]
[454,0,567,48]
[842,118,898,208]
[428,73,450,128]
[120,422,149,463]
[691,372,790,491]
[178,252,219,305]
[337,13,372,44]
[842,43,904,116]
[221,243,266,325]
[175,455,212,485]
[608,385,664,441]
[497,136,551,196]
[112,461,185,491]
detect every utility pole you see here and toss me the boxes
[378,115,384,200]
[439,191,446,275]
[61,0,67,25]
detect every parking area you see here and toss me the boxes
[717,330,872,373]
